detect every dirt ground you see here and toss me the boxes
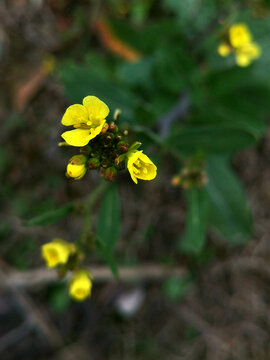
[1,2,270,360]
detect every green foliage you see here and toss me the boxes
[206,156,253,244]
[96,184,121,251]
[58,62,139,122]
[180,188,209,254]
[26,203,74,226]
[54,0,270,272]
[96,184,121,277]
[7,237,37,270]
[167,126,256,155]
[48,283,70,313]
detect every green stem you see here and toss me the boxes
[78,181,109,247]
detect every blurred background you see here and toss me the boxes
[1,0,270,359]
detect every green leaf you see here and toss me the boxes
[96,237,119,279]
[206,156,252,244]
[180,187,209,254]
[96,184,121,278]
[49,284,70,314]
[96,184,121,251]
[58,63,139,122]
[162,0,216,34]
[117,57,154,87]
[26,203,74,226]
[166,126,257,155]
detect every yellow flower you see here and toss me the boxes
[217,42,231,57]
[69,270,93,301]
[61,96,109,147]
[41,239,75,268]
[66,154,87,179]
[127,150,157,184]
[235,42,261,67]
[229,23,252,48]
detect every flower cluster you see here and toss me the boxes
[42,239,92,301]
[60,95,157,184]
[218,23,261,67]
[171,158,207,190]
[40,96,158,302]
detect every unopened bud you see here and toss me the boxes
[117,162,125,170]
[100,123,109,135]
[101,159,109,168]
[88,157,100,170]
[109,122,118,133]
[80,145,92,155]
[104,167,117,182]
[113,108,121,121]
[66,155,87,180]
[171,175,181,187]
[115,135,122,142]
[117,141,129,154]
[105,134,114,144]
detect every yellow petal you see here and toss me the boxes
[69,270,92,301]
[136,165,157,181]
[127,150,143,184]
[88,120,106,140]
[235,53,251,67]
[83,96,109,125]
[41,239,73,268]
[229,23,252,48]
[61,104,88,126]
[61,128,92,147]
[138,153,156,166]
[240,42,261,59]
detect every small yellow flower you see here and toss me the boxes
[69,270,93,301]
[41,239,75,268]
[235,42,261,67]
[218,23,261,67]
[127,150,157,184]
[217,42,231,57]
[61,96,109,147]
[66,154,87,179]
[229,23,252,48]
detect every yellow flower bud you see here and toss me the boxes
[217,42,231,57]
[69,270,93,301]
[66,154,87,179]
[127,150,157,184]
[41,239,75,268]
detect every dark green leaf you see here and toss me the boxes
[206,156,252,244]
[26,203,74,226]
[96,184,121,252]
[180,187,209,254]
[58,63,139,122]
[96,237,119,279]
[167,126,257,155]
[49,284,70,313]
